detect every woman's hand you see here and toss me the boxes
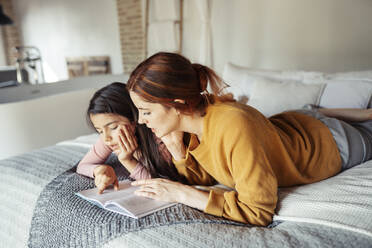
[116,125,139,172]
[93,165,119,194]
[160,131,186,161]
[132,178,209,210]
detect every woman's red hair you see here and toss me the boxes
[127,52,233,115]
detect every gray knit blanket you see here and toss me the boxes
[2,141,372,248]
[28,154,261,248]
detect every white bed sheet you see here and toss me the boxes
[274,159,372,237]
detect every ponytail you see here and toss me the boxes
[191,63,234,104]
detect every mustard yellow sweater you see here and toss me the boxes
[173,101,341,226]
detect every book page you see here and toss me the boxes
[105,194,176,218]
[76,180,135,206]
[76,180,176,218]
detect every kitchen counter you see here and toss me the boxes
[0,73,128,103]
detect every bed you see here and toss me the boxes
[1,66,372,248]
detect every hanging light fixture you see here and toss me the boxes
[0,5,13,25]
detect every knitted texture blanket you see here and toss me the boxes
[0,145,88,247]
[28,155,258,248]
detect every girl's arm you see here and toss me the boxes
[76,138,112,178]
[76,137,151,180]
[129,163,152,180]
[318,108,372,122]
[116,125,152,180]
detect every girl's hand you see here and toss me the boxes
[160,131,186,161]
[93,165,119,194]
[116,125,138,170]
[132,178,209,210]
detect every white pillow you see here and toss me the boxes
[248,78,325,117]
[325,70,372,82]
[319,80,372,109]
[222,62,324,103]
[222,63,280,103]
[223,73,263,104]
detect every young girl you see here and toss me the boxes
[127,52,372,226]
[76,82,188,194]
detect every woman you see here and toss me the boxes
[76,82,187,194]
[127,52,372,226]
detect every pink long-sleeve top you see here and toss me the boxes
[76,136,173,180]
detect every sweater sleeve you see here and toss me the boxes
[173,135,216,186]
[76,138,112,178]
[76,138,152,180]
[204,113,278,226]
[129,163,152,180]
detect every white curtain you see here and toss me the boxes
[196,0,213,67]
[147,0,180,56]
[147,22,179,56]
[153,0,179,21]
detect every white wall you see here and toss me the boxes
[181,0,372,74]
[12,0,372,79]
[212,0,372,73]
[10,0,372,79]
[13,0,123,81]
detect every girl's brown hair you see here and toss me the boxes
[127,52,233,115]
[87,82,187,183]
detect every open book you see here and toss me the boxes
[76,180,176,219]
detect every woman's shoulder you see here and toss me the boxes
[203,102,268,139]
[202,102,271,148]
[207,101,265,123]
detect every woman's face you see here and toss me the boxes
[90,113,134,154]
[129,91,180,138]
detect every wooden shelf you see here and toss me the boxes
[66,56,111,78]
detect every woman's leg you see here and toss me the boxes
[347,120,372,165]
[296,107,372,170]
[318,108,372,165]
[318,108,372,169]
[318,108,372,122]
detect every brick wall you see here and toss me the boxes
[0,0,21,65]
[116,0,145,74]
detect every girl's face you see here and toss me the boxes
[90,113,134,154]
[129,91,180,138]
